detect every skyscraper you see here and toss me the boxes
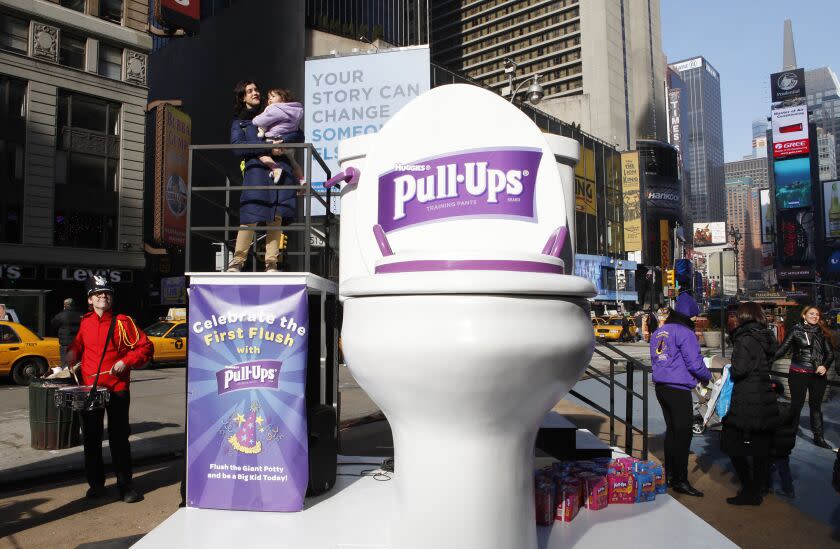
[806,67,840,179]
[725,177,762,288]
[725,157,769,189]
[752,118,768,158]
[668,56,726,223]
[430,0,666,151]
[817,128,838,182]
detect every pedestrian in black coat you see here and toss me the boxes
[51,298,83,364]
[721,302,780,506]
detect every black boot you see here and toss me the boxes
[812,412,833,449]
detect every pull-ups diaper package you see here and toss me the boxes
[607,472,636,504]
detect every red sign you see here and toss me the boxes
[773,139,810,159]
[162,0,199,20]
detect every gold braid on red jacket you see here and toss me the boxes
[116,316,140,349]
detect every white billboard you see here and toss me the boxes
[772,105,810,158]
[693,221,727,247]
[671,58,702,72]
[304,46,431,215]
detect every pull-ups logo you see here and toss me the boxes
[377,148,543,232]
[216,361,282,395]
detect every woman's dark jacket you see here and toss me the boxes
[723,322,780,433]
[773,321,834,373]
[231,109,296,224]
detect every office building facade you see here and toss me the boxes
[668,56,725,224]
[725,156,769,189]
[0,0,151,327]
[806,67,840,180]
[430,0,666,151]
[817,127,837,182]
[725,176,762,288]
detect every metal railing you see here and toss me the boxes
[185,143,335,275]
[567,341,650,460]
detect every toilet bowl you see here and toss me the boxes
[336,85,596,549]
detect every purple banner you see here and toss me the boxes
[377,147,543,232]
[187,284,309,512]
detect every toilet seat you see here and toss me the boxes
[342,251,595,297]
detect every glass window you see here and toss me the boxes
[59,33,86,69]
[98,44,122,80]
[54,90,120,249]
[0,75,27,244]
[99,0,123,24]
[60,0,86,12]
[0,324,21,343]
[0,13,29,54]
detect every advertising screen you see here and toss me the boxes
[772,105,809,159]
[304,46,430,215]
[824,180,840,239]
[770,68,805,103]
[621,152,642,251]
[692,222,726,246]
[774,157,812,209]
[777,209,815,264]
[760,189,773,243]
[153,105,190,247]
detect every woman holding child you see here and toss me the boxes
[226,80,298,273]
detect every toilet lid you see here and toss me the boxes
[351,85,569,278]
[342,250,596,297]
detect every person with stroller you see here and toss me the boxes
[650,292,711,497]
[721,302,780,506]
[774,305,835,449]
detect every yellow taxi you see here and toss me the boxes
[593,316,636,342]
[143,310,187,367]
[0,321,61,385]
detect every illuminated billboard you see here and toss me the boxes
[692,222,727,247]
[760,189,774,244]
[772,105,809,159]
[774,157,812,210]
[824,180,840,239]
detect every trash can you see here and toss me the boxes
[29,378,82,450]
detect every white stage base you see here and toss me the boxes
[134,456,736,549]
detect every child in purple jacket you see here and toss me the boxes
[253,88,304,182]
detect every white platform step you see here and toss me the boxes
[133,456,736,549]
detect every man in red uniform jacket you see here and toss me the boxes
[65,276,153,503]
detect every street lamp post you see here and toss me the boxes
[729,227,741,296]
[503,58,545,105]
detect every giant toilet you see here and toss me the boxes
[335,84,596,549]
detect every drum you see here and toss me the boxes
[54,386,110,411]
[29,378,82,450]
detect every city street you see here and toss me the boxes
[1,342,839,548]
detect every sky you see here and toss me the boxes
[660,0,840,162]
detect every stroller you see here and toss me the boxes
[692,355,729,435]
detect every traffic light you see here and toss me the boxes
[665,269,675,287]
[279,232,288,250]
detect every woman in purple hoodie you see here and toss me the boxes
[253,88,304,182]
[650,292,711,497]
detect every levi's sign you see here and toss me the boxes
[377,147,542,232]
